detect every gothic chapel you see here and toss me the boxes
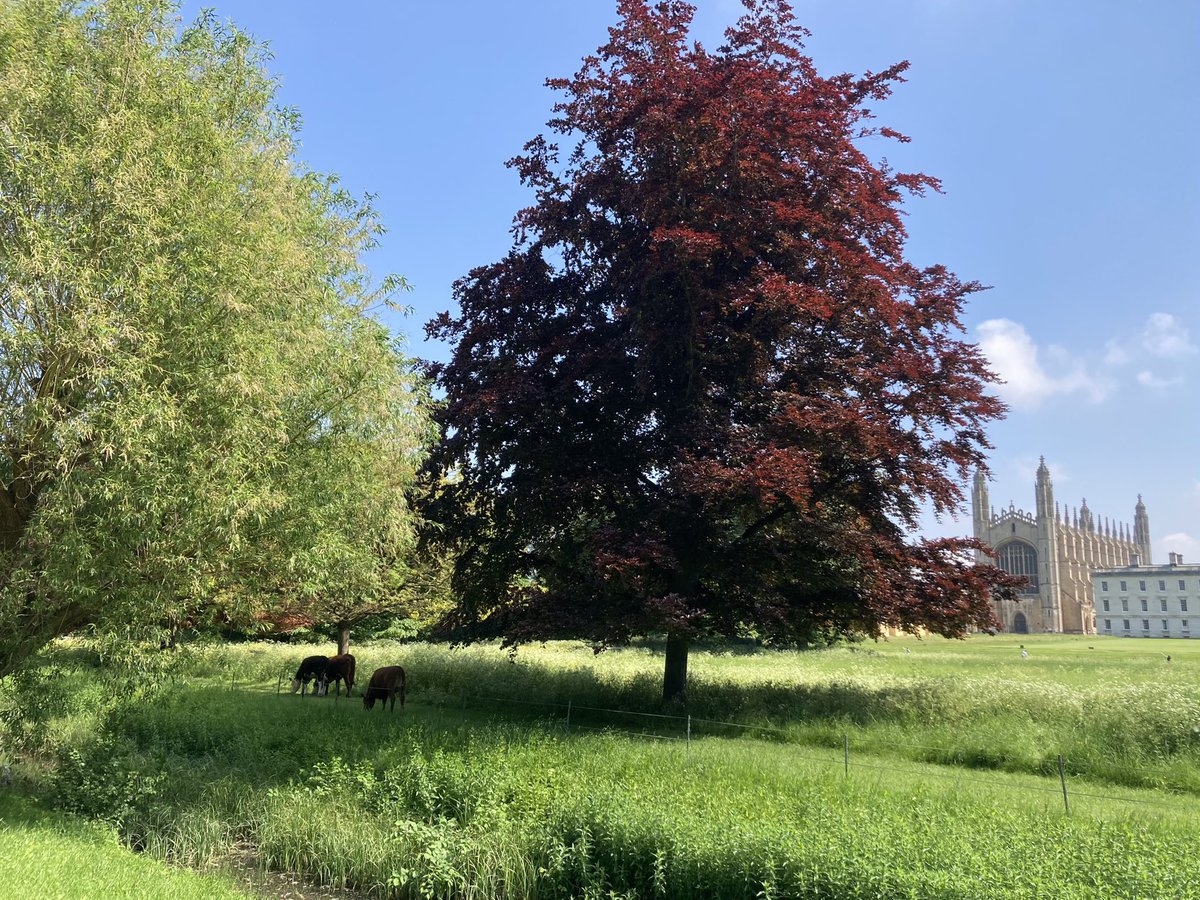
[972,458,1151,634]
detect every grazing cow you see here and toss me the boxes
[320,653,356,698]
[362,666,405,712]
[291,655,329,696]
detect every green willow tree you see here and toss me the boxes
[0,0,432,674]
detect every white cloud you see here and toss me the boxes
[1135,370,1183,389]
[1100,313,1193,391]
[1104,338,1132,365]
[1141,312,1196,359]
[1159,532,1200,565]
[976,319,1112,410]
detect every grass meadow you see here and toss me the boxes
[2,633,1200,898]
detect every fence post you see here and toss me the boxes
[687,715,692,757]
[276,672,283,694]
[1058,755,1070,813]
[844,733,850,778]
[566,700,572,731]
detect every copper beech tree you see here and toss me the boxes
[424,0,1020,704]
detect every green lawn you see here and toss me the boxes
[0,793,253,900]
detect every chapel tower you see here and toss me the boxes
[1134,496,1152,565]
[971,458,1148,634]
[1033,458,1063,632]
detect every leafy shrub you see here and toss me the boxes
[50,736,164,831]
[0,663,79,753]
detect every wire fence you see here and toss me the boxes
[253,665,1191,817]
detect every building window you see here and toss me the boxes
[1142,619,1150,631]
[1159,580,1167,591]
[1139,580,1147,592]
[1103,599,1110,612]
[1123,619,1131,631]
[1102,581,1109,591]
[1179,580,1187,591]
[1182,599,1189,613]
[996,541,1040,595]
[1140,598,1149,612]
[1160,598,1168,612]
[1184,619,1190,629]
[1104,619,1112,631]
[1121,599,1129,612]
[1120,581,1128,591]
[1162,620,1169,631]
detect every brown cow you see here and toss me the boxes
[320,653,356,698]
[362,666,405,712]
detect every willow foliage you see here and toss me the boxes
[0,0,432,673]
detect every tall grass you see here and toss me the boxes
[159,636,1200,795]
[99,704,1200,897]
[4,635,1200,898]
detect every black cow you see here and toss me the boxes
[291,655,328,696]
[320,653,356,698]
[362,666,406,712]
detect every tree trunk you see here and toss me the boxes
[337,622,351,656]
[662,631,690,707]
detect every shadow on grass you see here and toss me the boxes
[393,643,957,729]
[64,651,960,805]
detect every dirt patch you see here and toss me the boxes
[222,845,375,900]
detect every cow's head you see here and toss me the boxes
[290,679,301,694]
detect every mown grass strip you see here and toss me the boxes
[0,793,253,900]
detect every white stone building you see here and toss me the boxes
[1093,553,1197,638]
[971,458,1151,635]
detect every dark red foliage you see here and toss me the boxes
[423,0,1020,661]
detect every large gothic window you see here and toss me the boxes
[997,540,1040,594]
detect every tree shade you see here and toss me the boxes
[425,0,1022,703]
[0,0,432,674]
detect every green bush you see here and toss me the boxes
[50,735,164,829]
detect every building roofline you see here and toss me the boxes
[1092,566,1200,576]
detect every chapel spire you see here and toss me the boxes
[1035,456,1054,521]
[971,467,990,541]
[1134,494,1152,564]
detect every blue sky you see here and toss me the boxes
[180,1,1200,560]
